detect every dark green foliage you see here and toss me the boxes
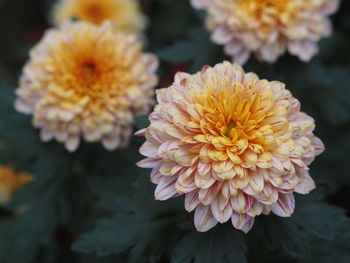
[246,191,350,263]
[171,228,247,263]
[73,170,187,262]
[0,0,350,263]
[72,180,350,263]
[157,27,223,72]
[134,115,150,130]
[0,83,42,169]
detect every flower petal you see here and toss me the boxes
[271,193,295,217]
[295,171,316,194]
[185,191,201,212]
[231,212,254,233]
[140,141,159,157]
[155,176,178,201]
[194,204,218,232]
[211,196,232,223]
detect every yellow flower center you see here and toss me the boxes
[225,121,236,138]
[236,0,307,27]
[81,2,111,24]
[43,29,136,105]
[53,0,145,35]
[81,61,97,82]
[191,77,287,155]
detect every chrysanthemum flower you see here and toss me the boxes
[16,21,158,152]
[52,0,146,36]
[191,0,339,64]
[0,166,32,204]
[137,62,324,232]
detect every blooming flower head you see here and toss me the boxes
[16,21,158,152]
[191,0,339,64]
[52,0,146,36]
[0,166,32,204]
[137,62,324,232]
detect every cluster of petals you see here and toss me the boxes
[0,166,32,204]
[16,21,158,152]
[52,0,146,36]
[137,62,324,232]
[191,0,339,64]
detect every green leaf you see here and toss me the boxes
[0,82,44,170]
[148,0,194,40]
[157,27,224,72]
[0,147,83,263]
[171,226,247,263]
[77,253,128,263]
[246,190,350,263]
[73,212,183,262]
[134,115,150,130]
[73,172,186,263]
[0,170,59,263]
[0,199,57,263]
[293,190,349,239]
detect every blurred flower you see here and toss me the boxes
[191,0,339,64]
[137,62,324,232]
[52,0,146,36]
[0,166,32,204]
[16,21,158,152]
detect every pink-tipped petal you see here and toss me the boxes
[194,204,218,232]
[231,213,254,233]
[185,191,201,212]
[135,128,146,136]
[211,197,232,223]
[212,27,234,45]
[65,137,80,152]
[137,158,159,168]
[155,176,178,201]
[140,141,159,157]
[312,136,325,156]
[295,171,316,194]
[271,193,295,217]
[249,172,264,193]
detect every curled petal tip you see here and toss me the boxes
[134,128,147,136]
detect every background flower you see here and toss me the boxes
[0,166,32,204]
[138,61,324,232]
[52,0,146,36]
[15,21,158,152]
[191,0,339,64]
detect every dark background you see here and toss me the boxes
[0,0,349,262]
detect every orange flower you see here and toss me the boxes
[137,62,324,232]
[0,166,32,204]
[16,21,158,152]
[191,0,339,64]
[52,0,146,36]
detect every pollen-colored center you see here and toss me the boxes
[236,0,306,26]
[191,78,284,155]
[81,61,98,83]
[46,38,133,102]
[225,121,236,139]
[83,3,110,24]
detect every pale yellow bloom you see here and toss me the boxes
[191,0,339,64]
[52,0,146,36]
[16,21,158,152]
[137,62,324,232]
[0,166,32,204]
